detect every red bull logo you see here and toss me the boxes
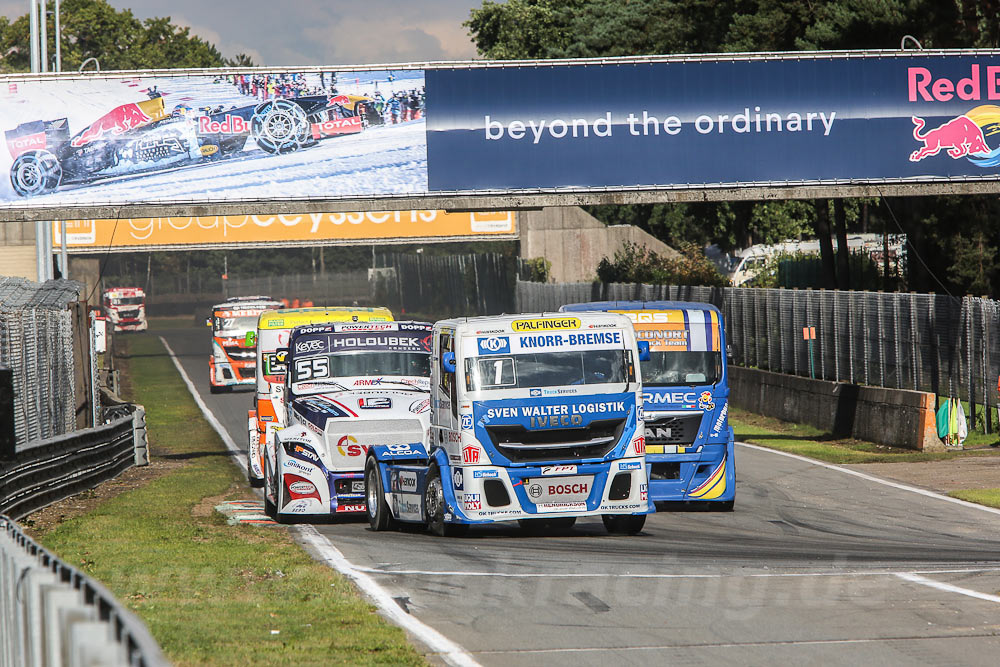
[327,94,351,107]
[197,114,250,134]
[910,114,991,162]
[71,103,153,147]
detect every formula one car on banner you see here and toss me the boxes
[5,93,379,197]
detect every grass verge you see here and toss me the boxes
[38,333,425,666]
[731,407,1000,465]
[948,488,1000,509]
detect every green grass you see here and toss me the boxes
[730,407,1000,465]
[948,488,1000,509]
[39,334,425,666]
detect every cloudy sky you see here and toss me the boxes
[1,1,485,65]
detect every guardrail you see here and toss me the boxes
[1,515,169,666]
[0,407,147,520]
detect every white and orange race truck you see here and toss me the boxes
[207,296,283,393]
[102,287,147,332]
[246,306,394,487]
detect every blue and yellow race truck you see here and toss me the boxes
[561,301,734,510]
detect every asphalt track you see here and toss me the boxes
[157,324,1000,666]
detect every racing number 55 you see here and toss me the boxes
[295,356,328,380]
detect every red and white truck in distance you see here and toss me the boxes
[102,287,147,332]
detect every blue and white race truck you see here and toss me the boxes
[561,301,735,510]
[264,321,433,523]
[364,312,653,536]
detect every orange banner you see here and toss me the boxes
[54,210,516,250]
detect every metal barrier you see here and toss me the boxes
[1,515,169,667]
[0,410,145,520]
[516,281,1000,431]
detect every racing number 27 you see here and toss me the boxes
[295,357,329,380]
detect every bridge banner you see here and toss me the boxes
[52,211,516,251]
[5,52,1000,216]
[426,54,1000,191]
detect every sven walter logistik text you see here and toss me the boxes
[483,108,837,143]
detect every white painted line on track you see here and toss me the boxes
[296,525,482,667]
[737,442,1000,517]
[356,565,1000,579]
[896,572,1000,604]
[160,335,482,667]
[159,336,248,471]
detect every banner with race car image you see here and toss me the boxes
[425,53,1000,191]
[1,68,426,205]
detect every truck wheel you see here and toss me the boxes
[424,464,468,537]
[517,517,576,535]
[602,514,646,535]
[264,458,277,519]
[10,149,62,197]
[251,99,310,154]
[365,457,397,531]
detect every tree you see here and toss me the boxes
[596,241,726,286]
[0,0,227,73]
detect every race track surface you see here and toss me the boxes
[159,324,1000,666]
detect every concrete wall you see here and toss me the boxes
[729,366,941,451]
[519,207,678,283]
[0,222,37,280]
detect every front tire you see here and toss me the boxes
[251,99,311,154]
[424,464,468,537]
[10,149,62,197]
[365,457,396,531]
[602,514,646,535]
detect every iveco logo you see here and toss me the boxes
[481,337,505,352]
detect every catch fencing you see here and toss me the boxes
[0,278,87,445]
[517,281,1000,431]
[1,514,168,667]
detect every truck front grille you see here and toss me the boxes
[645,414,702,445]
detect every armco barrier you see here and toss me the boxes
[0,409,146,520]
[1,515,168,667]
[729,367,941,451]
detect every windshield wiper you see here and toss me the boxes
[370,379,426,391]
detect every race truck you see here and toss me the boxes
[207,296,283,393]
[6,92,379,197]
[247,306,394,487]
[364,312,653,537]
[561,301,734,510]
[264,320,432,522]
[102,287,147,332]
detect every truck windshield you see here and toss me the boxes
[111,297,143,306]
[642,351,722,386]
[466,349,629,391]
[214,315,259,335]
[291,351,430,394]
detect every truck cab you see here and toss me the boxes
[102,287,147,332]
[207,296,283,393]
[364,312,653,537]
[264,321,432,522]
[561,301,734,510]
[247,306,394,487]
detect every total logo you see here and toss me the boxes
[337,435,370,457]
[197,114,250,134]
[462,445,480,464]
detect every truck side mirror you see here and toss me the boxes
[637,341,651,362]
[442,352,456,373]
[245,331,256,347]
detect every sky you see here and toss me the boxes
[0,0,485,66]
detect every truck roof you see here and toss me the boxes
[437,311,632,333]
[560,300,721,316]
[210,299,283,311]
[256,306,394,330]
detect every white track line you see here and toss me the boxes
[896,572,1000,604]
[297,526,481,667]
[159,336,247,471]
[159,335,482,667]
[355,566,1000,579]
[737,442,1000,517]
